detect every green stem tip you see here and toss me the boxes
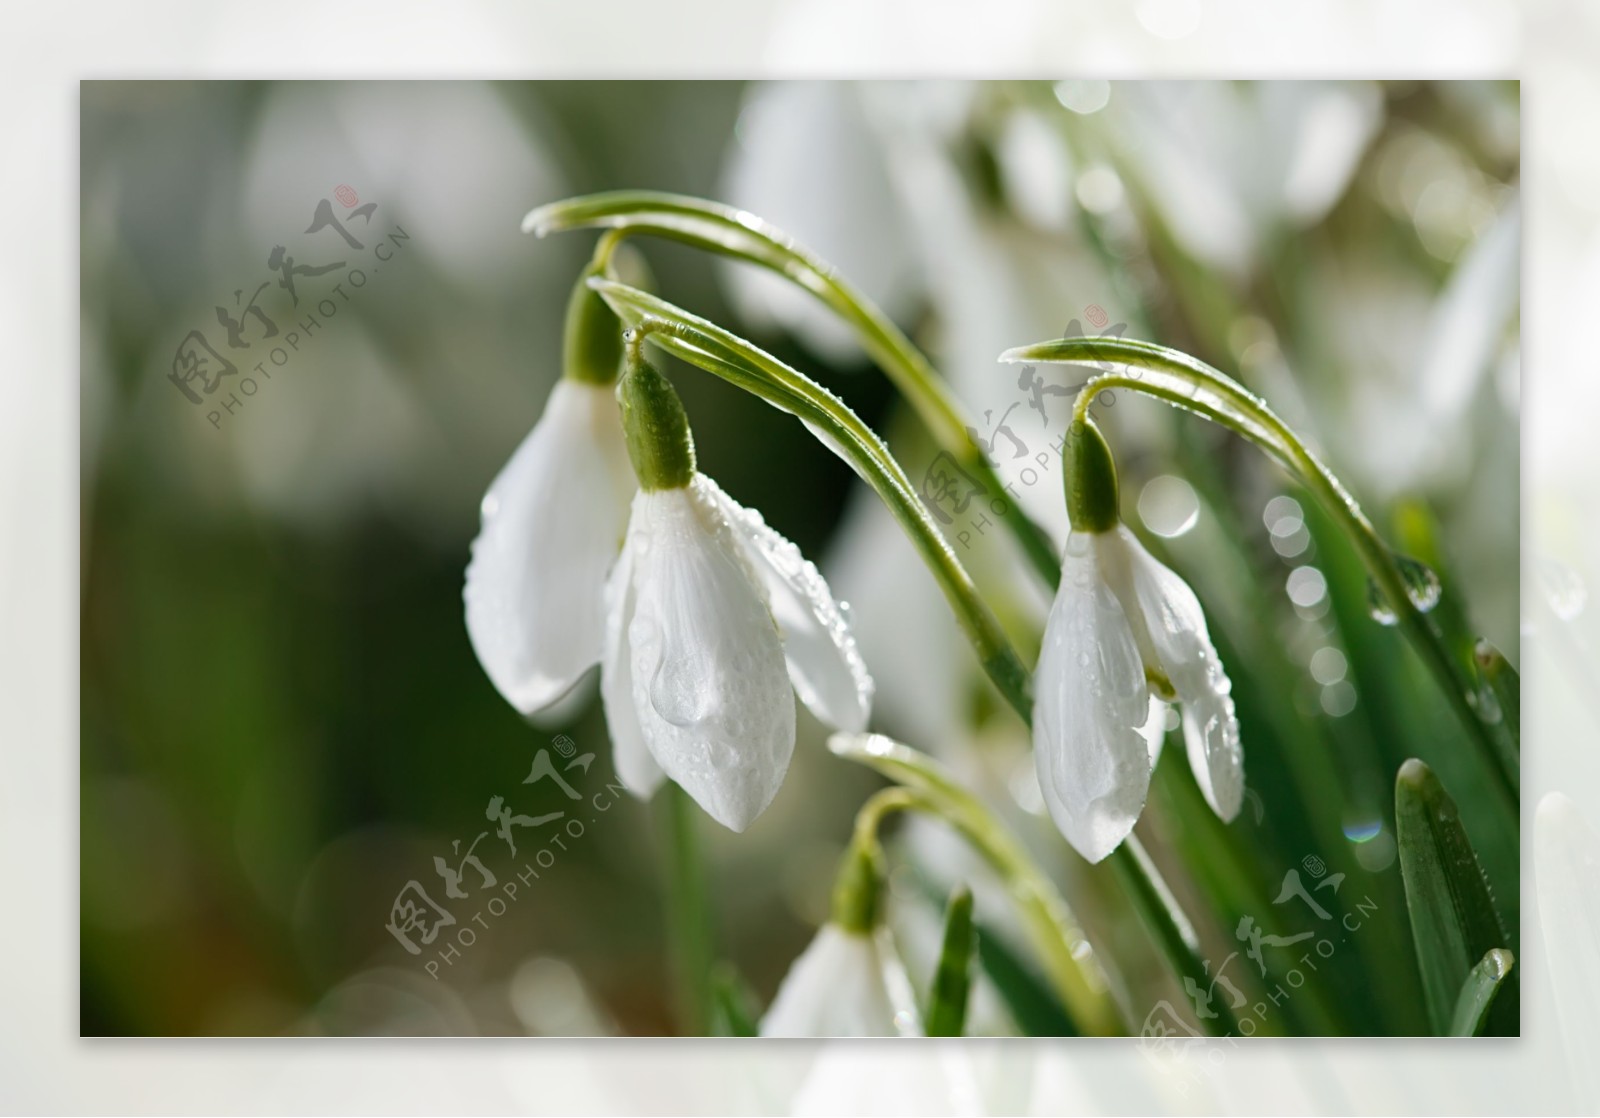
[831,832,887,935]
[563,262,625,386]
[618,335,696,491]
[1065,414,1120,534]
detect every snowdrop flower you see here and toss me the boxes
[1033,417,1243,862]
[761,842,919,1036]
[465,271,635,715]
[603,348,873,831]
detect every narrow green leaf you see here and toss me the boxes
[925,886,976,1037]
[706,962,761,1038]
[1449,948,1516,1036]
[1395,759,1518,1035]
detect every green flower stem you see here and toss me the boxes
[526,190,1061,585]
[1004,335,1517,810]
[830,733,1124,1036]
[596,283,1223,1038]
[659,783,713,1035]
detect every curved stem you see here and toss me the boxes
[832,733,1124,1035]
[527,190,1061,584]
[1006,335,1517,809]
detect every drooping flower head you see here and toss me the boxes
[605,345,873,830]
[465,268,635,714]
[1033,415,1243,862]
[465,273,873,833]
[761,836,920,1037]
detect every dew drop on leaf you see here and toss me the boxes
[1365,554,1441,624]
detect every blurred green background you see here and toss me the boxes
[80,80,1519,1036]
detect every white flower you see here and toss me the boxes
[604,473,873,831]
[1034,525,1243,863]
[464,378,635,714]
[760,923,920,1037]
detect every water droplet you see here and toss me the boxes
[1474,682,1503,724]
[1399,555,1442,612]
[1366,554,1441,623]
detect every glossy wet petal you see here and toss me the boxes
[626,484,795,832]
[599,536,663,799]
[700,475,874,733]
[1033,533,1153,863]
[464,379,634,714]
[1116,526,1243,821]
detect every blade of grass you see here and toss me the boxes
[924,886,976,1037]
[1395,759,1518,1035]
[1449,948,1516,1036]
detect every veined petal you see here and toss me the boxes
[760,924,919,1037]
[1114,526,1244,822]
[599,536,663,799]
[700,475,874,733]
[626,482,795,832]
[1033,533,1152,863]
[464,379,634,714]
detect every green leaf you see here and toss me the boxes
[706,963,761,1038]
[1449,948,1516,1036]
[924,886,976,1037]
[1395,759,1518,1035]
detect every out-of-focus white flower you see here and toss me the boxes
[464,378,635,714]
[1034,421,1242,862]
[761,923,921,1037]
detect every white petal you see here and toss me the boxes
[760,924,919,1037]
[1033,533,1152,863]
[599,536,663,799]
[699,475,873,733]
[626,483,795,832]
[1114,526,1244,822]
[1142,696,1168,769]
[464,379,634,714]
